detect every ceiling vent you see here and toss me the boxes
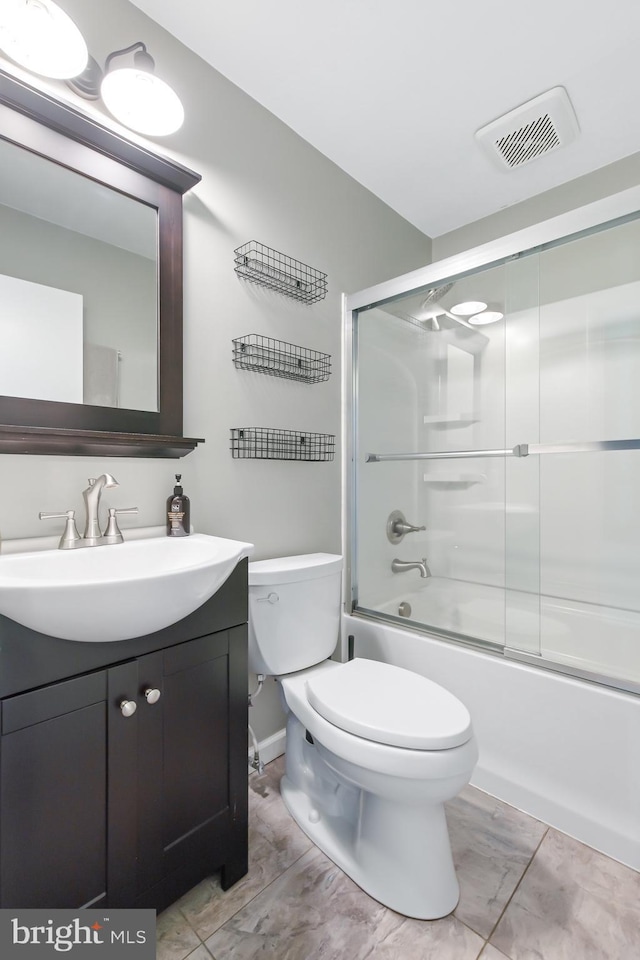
[475,87,579,171]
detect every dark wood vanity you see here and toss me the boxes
[0,560,248,911]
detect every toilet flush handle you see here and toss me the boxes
[256,592,279,604]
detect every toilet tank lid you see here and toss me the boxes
[249,553,343,585]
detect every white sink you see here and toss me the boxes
[0,533,254,642]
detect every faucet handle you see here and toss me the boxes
[39,510,82,550]
[103,507,139,544]
[386,510,426,544]
[396,521,426,535]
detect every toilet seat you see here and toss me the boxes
[305,658,472,751]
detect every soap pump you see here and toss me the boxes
[166,474,190,537]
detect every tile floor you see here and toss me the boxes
[158,757,640,960]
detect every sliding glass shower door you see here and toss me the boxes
[351,212,640,691]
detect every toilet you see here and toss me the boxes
[248,552,478,920]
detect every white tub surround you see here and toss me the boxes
[345,613,640,873]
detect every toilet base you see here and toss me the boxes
[280,717,462,920]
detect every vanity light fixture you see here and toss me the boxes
[99,42,184,137]
[0,0,184,138]
[0,0,88,79]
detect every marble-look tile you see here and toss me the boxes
[448,785,547,938]
[478,943,510,960]
[205,846,485,960]
[177,762,312,940]
[156,905,202,960]
[184,947,215,960]
[491,828,640,960]
[479,945,513,959]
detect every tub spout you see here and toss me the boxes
[391,558,431,579]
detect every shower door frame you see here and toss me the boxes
[343,184,640,696]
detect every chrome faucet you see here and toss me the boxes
[83,474,119,543]
[40,473,138,549]
[391,557,432,578]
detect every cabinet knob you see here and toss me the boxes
[120,699,137,717]
[144,688,161,704]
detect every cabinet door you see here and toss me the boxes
[136,626,248,907]
[0,672,108,908]
[106,659,143,907]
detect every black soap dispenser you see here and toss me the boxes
[166,474,190,537]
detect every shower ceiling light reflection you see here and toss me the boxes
[468,310,504,325]
[450,300,487,316]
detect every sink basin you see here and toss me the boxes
[0,533,254,642]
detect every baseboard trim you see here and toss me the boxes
[248,727,286,773]
[472,768,640,872]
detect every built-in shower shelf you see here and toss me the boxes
[423,413,478,426]
[423,472,486,484]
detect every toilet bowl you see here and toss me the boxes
[248,553,478,920]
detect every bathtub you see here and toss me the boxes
[374,576,640,684]
[343,598,640,872]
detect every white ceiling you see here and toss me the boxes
[129,0,640,238]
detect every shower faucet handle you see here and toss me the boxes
[394,519,426,535]
[386,510,425,544]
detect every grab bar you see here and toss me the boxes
[366,438,640,463]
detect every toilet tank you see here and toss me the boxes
[248,553,343,675]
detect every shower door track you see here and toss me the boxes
[366,438,640,462]
[349,608,640,698]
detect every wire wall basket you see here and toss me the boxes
[230,427,335,461]
[233,241,328,304]
[232,334,331,384]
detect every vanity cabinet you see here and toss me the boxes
[0,560,248,912]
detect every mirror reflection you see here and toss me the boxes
[0,136,158,412]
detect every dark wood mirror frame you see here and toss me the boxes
[0,67,203,458]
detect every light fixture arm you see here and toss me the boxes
[65,35,184,136]
[105,41,155,74]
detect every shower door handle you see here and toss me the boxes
[368,438,640,462]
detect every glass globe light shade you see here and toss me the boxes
[0,0,87,79]
[101,68,184,137]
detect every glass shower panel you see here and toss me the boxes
[354,261,511,650]
[354,307,426,614]
[525,217,640,683]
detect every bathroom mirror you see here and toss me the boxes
[0,67,202,457]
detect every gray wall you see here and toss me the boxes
[0,0,431,745]
[433,152,640,259]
